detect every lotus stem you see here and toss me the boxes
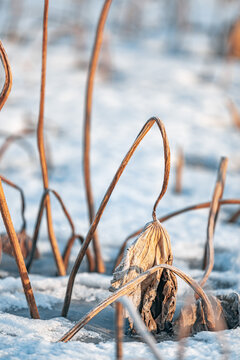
[0,178,39,319]
[62,117,170,317]
[37,0,65,276]
[0,41,12,110]
[83,0,113,273]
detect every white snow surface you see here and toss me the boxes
[0,0,240,359]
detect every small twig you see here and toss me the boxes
[115,302,123,360]
[59,264,215,342]
[227,208,240,223]
[114,198,240,270]
[201,157,228,285]
[37,0,65,276]
[83,0,113,273]
[0,41,12,111]
[0,178,39,319]
[62,117,170,317]
[175,147,184,194]
[0,174,26,232]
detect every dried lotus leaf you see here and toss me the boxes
[110,220,177,332]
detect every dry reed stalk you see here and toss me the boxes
[175,147,184,194]
[201,157,228,285]
[59,264,215,342]
[0,178,39,319]
[83,0,113,273]
[116,301,123,360]
[227,99,240,129]
[114,198,240,270]
[0,41,12,110]
[37,0,65,276]
[26,189,94,273]
[62,116,170,317]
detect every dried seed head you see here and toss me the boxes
[110,220,177,332]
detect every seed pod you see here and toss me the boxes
[110,219,177,332]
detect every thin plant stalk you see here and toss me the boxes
[37,0,65,276]
[0,175,26,232]
[0,178,39,319]
[59,264,215,342]
[120,296,163,360]
[228,208,240,223]
[26,189,94,273]
[0,41,12,110]
[175,147,184,194]
[83,0,113,273]
[114,198,240,270]
[115,302,123,360]
[200,157,228,286]
[62,116,170,317]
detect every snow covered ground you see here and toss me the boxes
[0,0,240,359]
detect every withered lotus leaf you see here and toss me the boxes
[110,219,177,332]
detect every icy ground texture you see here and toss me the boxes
[0,0,240,359]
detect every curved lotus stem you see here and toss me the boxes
[0,175,27,232]
[62,116,170,317]
[59,264,215,342]
[0,178,39,319]
[113,198,240,270]
[200,157,228,286]
[83,0,113,273]
[0,41,12,111]
[26,188,94,273]
[37,0,65,276]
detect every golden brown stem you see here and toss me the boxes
[0,41,12,111]
[59,264,215,342]
[37,0,65,276]
[83,0,113,273]
[116,302,123,360]
[0,178,39,319]
[114,198,240,270]
[200,157,228,286]
[62,117,170,317]
[175,147,184,194]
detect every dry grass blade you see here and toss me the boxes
[62,116,170,317]
[37,0,65,276]
[110,220,176,332]
[59,264,215,342]
[114,198,240,270]
[201,157,228,285]
[0,178,39,319]
[83,0,113,273]
[115,301,123,360]
[0,41,12,111]
[26,189,94,273]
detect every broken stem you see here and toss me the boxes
[115,301,123,360]
[0,41,12,110]
[59,264,215,342]
[83,0,113,273]
[37,0,65,276]
[0,178,39,319]
[62,117,170,317]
